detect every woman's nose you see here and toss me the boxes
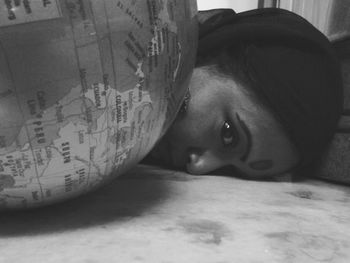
[186,148,223,175]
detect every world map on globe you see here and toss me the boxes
[0,0,197,209]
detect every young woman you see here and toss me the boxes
[146,8,343,179]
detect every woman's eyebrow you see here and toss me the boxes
[236,113,252,162]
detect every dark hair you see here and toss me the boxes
[196,43,253,90]
[196,43,286,132]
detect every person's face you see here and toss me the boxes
[151,67,299,178]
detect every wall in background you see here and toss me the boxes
[278,0,350,40]
[196,0,350,40]
[197,0,258,12]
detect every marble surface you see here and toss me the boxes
[0,164,350,263]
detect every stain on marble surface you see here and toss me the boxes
[235,212,267,221]
[288,190,322,200]
[265,231,349,262]
[178,219,231,245]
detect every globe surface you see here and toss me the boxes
[0,0,197,209]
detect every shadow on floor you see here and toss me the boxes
[0,167,172,237]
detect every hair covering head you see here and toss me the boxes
[197,8,343,168]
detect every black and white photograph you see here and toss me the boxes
[0,0,349,262]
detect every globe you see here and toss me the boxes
[0,0,197,209]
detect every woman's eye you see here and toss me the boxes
[221,121,239,147]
